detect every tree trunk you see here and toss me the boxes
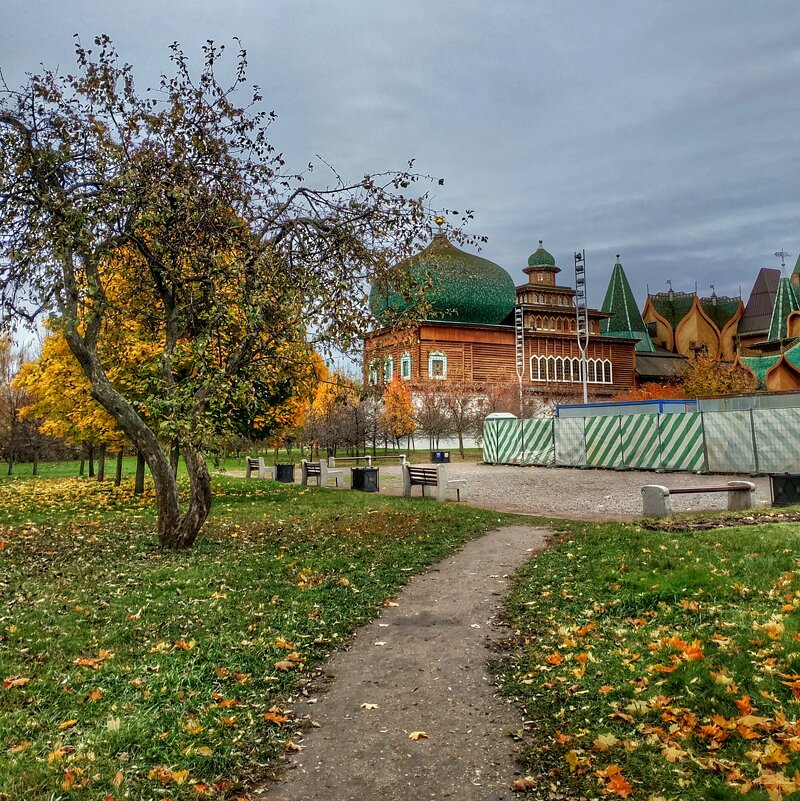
[63,331,207,548]
[79,444,85,477]
[6,457,12,476]
[134,452,146,495]
[458,431,464,458]
[32,453,39,476]
[97,443,106,481]
[170,438,180,478]
[115,451,124,486]
[88,444,95,477]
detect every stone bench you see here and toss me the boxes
[642,481,756,517]
[245,457,274,480]
[402,464,467,502]
[301,459,344,488]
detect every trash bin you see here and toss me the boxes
[351,466,379,492]
[769,473,800,506]
[431,451,450,463]
[275,463,295,483]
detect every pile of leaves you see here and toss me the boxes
[0,475,514,800]
[497,520,800,800]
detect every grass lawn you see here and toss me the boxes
[496,518,800,800]
[0,474,515,801]
[0,446,485,484]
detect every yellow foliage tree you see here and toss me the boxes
[681,355,757,398]
[379,379,416,448]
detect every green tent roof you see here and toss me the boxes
[600,258,655,352]
[741,340,800,388]
[766,277,800,342]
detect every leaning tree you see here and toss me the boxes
[0,36,450,547]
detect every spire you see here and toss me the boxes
[600,255,655,352]
[767,276,800,342]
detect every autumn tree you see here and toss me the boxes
[415,384,452,450]
[378,379,415,448]
[611,382,685,402]
[681,355,757,398]
[0,336,55,473]
[0,37,449,547]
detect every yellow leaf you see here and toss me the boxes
[58,719,78,730]
[361,703,379,710]
[274,660,297,672]
[593,733,619,751]
[85,688,104,702]
[113,770,124,787]
[8,741,31,754]
[2,676,31,689]
[196,746,213,757]
[181,718,204,735]
[172,768,190,784]
[408,731,428,740]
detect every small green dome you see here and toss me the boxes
[369,234,516,326]
[527,240,556,268]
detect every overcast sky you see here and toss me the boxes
[3,0,799,309]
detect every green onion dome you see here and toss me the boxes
[369,234,516,326]
[527,241,556,268]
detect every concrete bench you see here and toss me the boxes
[245,457,274,480]
[642,481,756,517]
[301,459,344,488]
[328,455,372,468]
[402,464,467,502]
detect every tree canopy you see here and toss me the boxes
[0,36,448,546]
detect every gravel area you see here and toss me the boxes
[227,463,773,519]
[319,463,774,520]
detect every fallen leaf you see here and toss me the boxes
[408,731,428,740]
[8,741,31,754]
[2,676,31,690]
[274,660,297,672]
[285,740,303,752]
[58,719,78,730]
[172,768,190,784]
[85,688,104,702]
[510,777,536,791]
[361,703,379,710]
[594,733,620,751]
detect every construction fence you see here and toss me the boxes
[483,409,800,473]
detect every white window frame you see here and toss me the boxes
[368,361,379,386]
[428,350,447,380]
[384,356,394,383]
[400,352,412,380]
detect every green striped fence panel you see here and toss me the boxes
[703,411,755,473]
[482,419,499,463]
[482,418,525,463]
[520,418,555,465]
[585,415,623,468]
[555,417,586,466]
[658,412,705,471]
[753,409,800,473]
[620,414,661,469]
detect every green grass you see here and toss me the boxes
[0,446,485,484]
[495,519,800,800]
[0,475,515,800]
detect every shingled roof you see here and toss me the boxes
[739,267,781,335]
[767,277,800,342]
[600,257,655,352]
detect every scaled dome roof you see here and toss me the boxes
[527,241,556,268]
[369,234,516,326]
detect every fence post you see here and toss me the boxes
[749,409,760,474]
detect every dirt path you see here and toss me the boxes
[260,525,551,800]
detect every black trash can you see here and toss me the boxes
[275,463,295,483]
[351,466,379,492]
[770,473,800,507]
[431,451,450,463]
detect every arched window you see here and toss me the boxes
[400,352,412,380]
[428,350,447,380]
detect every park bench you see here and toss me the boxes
[402,464,467,502]
[301,458,344,488]
[641,481,756,517]
[328,455,373,468]
[370,454,408,466]
[245,457,274,480]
